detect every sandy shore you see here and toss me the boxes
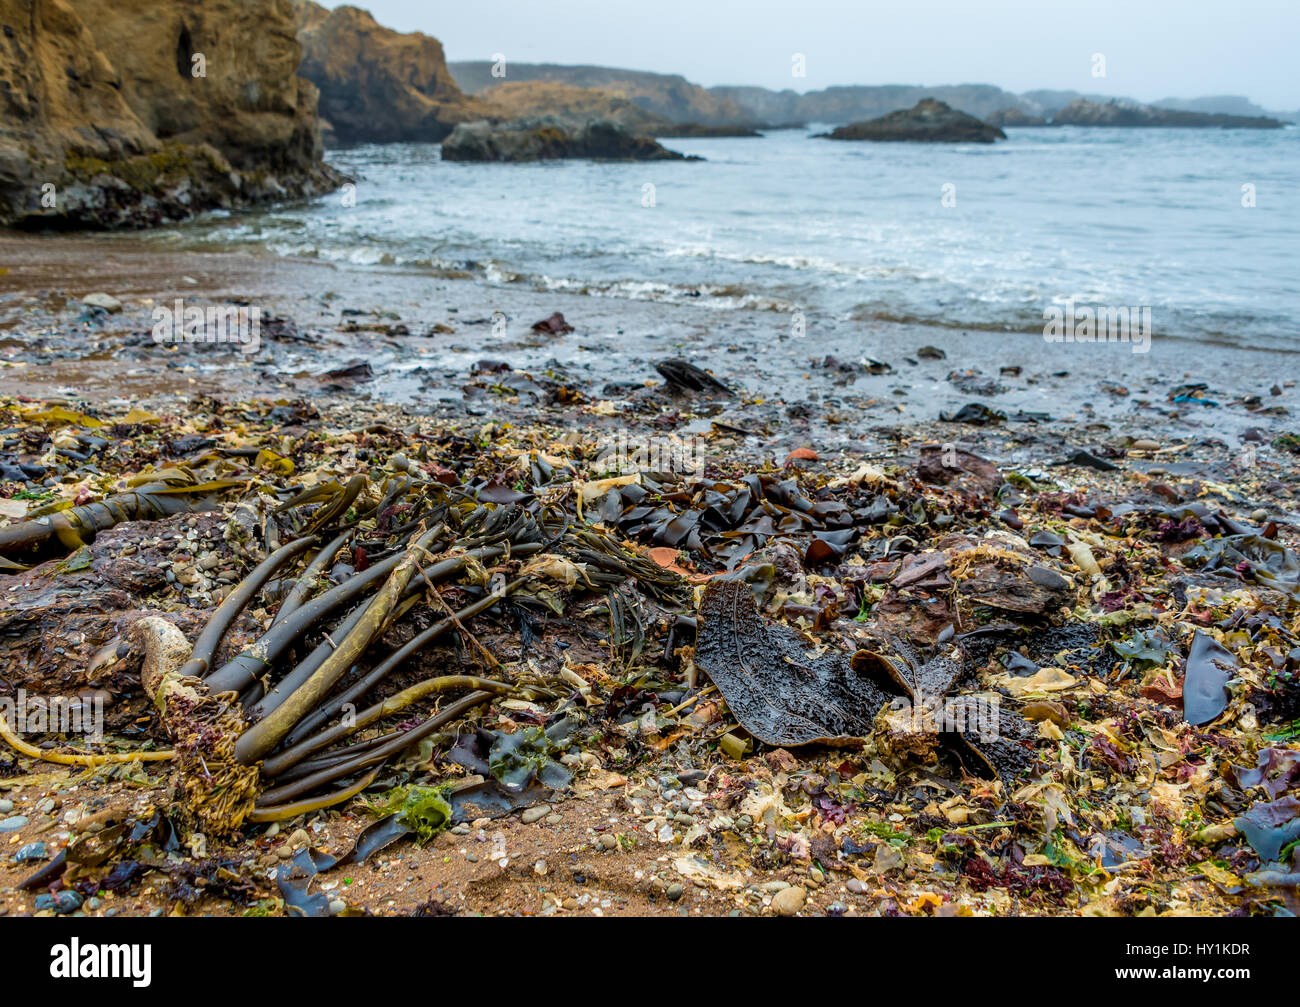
[1,231,1298,919]
[2,232,1295,464]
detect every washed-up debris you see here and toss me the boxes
[531,312,575,335]
[2,386,1297,918]
[655,359,735,397]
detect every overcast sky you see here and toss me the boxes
[316,0,1299,109]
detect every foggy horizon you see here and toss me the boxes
[313,0,1300,110]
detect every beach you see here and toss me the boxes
[1,228,1298,917]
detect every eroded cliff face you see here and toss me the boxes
[476,82,671,134]
[449,61,752,127]
[0,0,340,229]
[294,1,487,143]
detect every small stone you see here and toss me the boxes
[0,815,29,832]
[562,898,579,910]
[666,883,684,901]
[673,812,694,826]
[846,879,869,895]
[771,886,807,916]
[545,814,563,825]
[12,842,48,863]
[1251,508,1269,522]
[287,828,310,849]
[82,292,122,313]
[1132,438,1160,451]
[520,804,551,824]
[0,799,12,813]
[34,797,55,814]
[465,853,478,862]
[598,833,617,850]
[36,891,83,915]
[328,899,346,916]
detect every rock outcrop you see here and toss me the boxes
[475,82,761,138]
[986,107,1048,127]
[477,81,670,135]
[0,0,341,229]
[449,61,751,127]
[293,1,488,143]
[440,117,696,163]
[819,99,1006,143]
[1052,98,1283,128]
[713,83,1039,128]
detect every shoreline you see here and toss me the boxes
[2,233,1295,453]
[0,232,1297,918]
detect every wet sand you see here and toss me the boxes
[1,231,1296,484]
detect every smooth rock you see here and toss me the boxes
[82,293,122,313]
[771,886,807,916]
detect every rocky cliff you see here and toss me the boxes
[0,0,341,229]
[1052,98,1283,128]
[449,62,752,127]
[474,82,760,137]
[712,83,1039,127]
[294,1,487,143]
[477,81,670,134]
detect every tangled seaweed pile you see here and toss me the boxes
[1,392,1297,916]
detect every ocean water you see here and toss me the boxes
[162,125,1300,351]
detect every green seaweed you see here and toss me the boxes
[361,785,453,844]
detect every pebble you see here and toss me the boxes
[328,899,346,916]
[1251,508,1269,522]
[846,879,869,895]
[1132,438,1160,451]
[520,804,551,824]
[545,814,563,826]
[666,883,684,901]
[562,898,579,910]
[13,842,48,863]
[34,797,55,814]
[82,292,122,313]
[598,833,617,850]
[771,886,807,917]
[0,815,29,832]
[36,891,83,915]
[287,828,310,849]
[0,799,12,813]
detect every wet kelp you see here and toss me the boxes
[3,392,1299,915]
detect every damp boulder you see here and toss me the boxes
[441,117,696,162]
[819,99,1006,143]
